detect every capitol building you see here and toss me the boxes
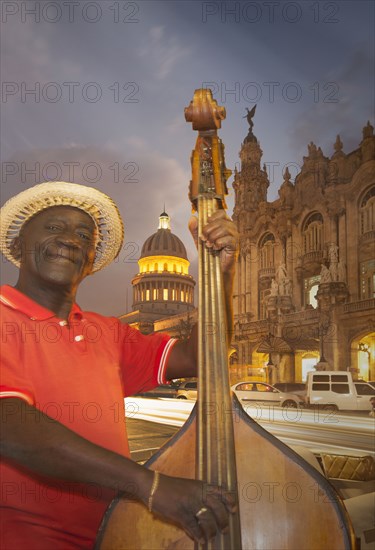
[119,210,196,337]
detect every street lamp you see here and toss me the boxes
[266,354,274,383]
[317,314,330,370]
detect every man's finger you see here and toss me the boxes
[188,215,198,247]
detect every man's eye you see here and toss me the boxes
[78,233,91,241]
[47,225,60,231]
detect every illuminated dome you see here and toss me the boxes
[140,211,187,260]
[131,211,195,322]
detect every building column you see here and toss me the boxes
[338,212,347,276]
[245,253,251,312]
[241,256,246,314]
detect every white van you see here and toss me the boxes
[306,371,373,411]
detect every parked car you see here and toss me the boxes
[305,371,373,411]
[273,382,307,400]
[231,381,304,408]
[176,380,198,400]
[136,383,179,398]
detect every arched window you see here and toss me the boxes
[163,263,168,271]
[154,263,158,272]
[360,186,375,235]
[302,212,323,254]
[259,233,275,269]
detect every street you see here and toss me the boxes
[126,417,178,463]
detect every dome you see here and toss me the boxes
[140,212,188,260]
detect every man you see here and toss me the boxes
[0,181,238,549]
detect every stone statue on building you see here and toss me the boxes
[328,243,339,264]
[329,262,338,281]
[276,263,287,283]
[243,105,257,131]
[320,264,332,283]
[270,278,279,296]
[271,263,293,296]
[283,276,293,296]
[243,105,258,144]
[327,243,340,281]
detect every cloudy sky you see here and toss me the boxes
[1,0,373,315]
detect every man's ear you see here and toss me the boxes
[9,237,22,262]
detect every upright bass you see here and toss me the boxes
[96,89,356,550]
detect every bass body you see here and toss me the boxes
[96,397,355,550]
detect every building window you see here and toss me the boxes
[259,233,275,269]
[360,186,375,235]
[146,289,150,301]
[304,275,320,307]
[163,263,168,271]
[163,288,168,300]
[154,263,158,272]
[302,212,323,253]
[360,260,375,299]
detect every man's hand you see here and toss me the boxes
[151,473,237,543]
[188,210,239,274]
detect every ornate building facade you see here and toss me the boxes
[232,119,375,383]
[119,211,195,334]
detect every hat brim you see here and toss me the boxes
[0,182,124,273]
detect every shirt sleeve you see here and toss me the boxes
[0,315,35,405]
[117,321,178,397]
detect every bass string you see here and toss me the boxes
[197,194,232,485]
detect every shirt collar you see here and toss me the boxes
[0,285,83,321]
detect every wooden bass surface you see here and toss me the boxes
[96,396,356,550]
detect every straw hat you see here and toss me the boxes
[0,181,124,272]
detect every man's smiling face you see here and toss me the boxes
[12,206,98,289]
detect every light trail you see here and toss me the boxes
[125,397,375,456]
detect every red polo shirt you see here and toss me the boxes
[0,285,176,550]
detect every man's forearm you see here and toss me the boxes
[0,398,153,504]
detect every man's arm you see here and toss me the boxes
[0,397,234,542]
[165,211,238,380]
